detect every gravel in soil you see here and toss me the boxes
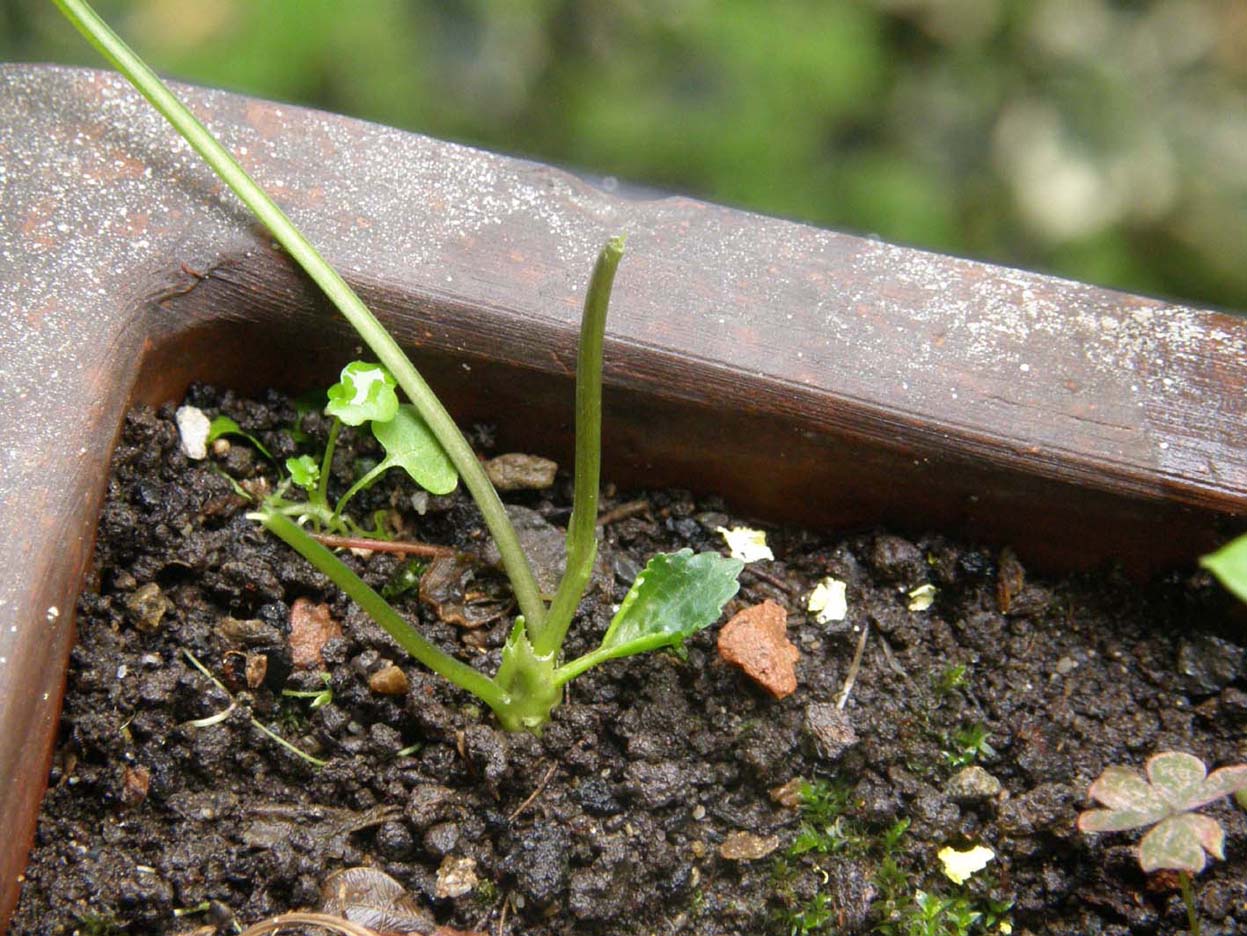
[11,388,1247,936]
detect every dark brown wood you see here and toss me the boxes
[1,64,1245,929]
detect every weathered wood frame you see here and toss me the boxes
[2,65,1244,928]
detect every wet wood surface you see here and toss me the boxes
[2,64,1245,928]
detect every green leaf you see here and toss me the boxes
[207,415,273,460]
[1200,534,1247,604]
[1183,764,1247,812]
[596,549,743,661]
[325,361,399,427]
[1147,751,1207,807]
[285,454,320,491]
[1087,765,1166,816]
[371,404,457,495]
[1139,813,1220,874]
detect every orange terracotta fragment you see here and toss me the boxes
[288,598,342,669]
[716,599,799,699]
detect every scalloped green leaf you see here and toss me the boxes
[1139,813,1220,874]
[1088,766,1163,815]
[371,405,457,495]
[286,454,320,491]
[207,414,273,460]
[1182,764,1247,812]
[1200,534,1247,604]
[1078,807,1167,834]
[1147,752,1207,807]
[325,362,399,427]
[596,549,743,661]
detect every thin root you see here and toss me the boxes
[507,761,559,823]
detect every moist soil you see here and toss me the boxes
[12,388,1247,936]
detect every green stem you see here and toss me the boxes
[532,237,625,656]
[1179,871,1201,936]
[334,459,388,522]
[315,418,341,517]
[254,509,510,713]
[53,0,547,632]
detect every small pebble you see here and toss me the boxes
[435,855,479,899]
[946,766,1003,804]
[125,582,169,632]
[369,664,410,696]
[484,453,558,491]
[719,831,781,861]
[175,404,210,459]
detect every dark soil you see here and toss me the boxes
[12,388,1247,936]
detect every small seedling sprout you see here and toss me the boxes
[57,0,743,733]
[1078,751,1247,936]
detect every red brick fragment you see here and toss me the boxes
[717,600,799,699]
[289,598,342,669]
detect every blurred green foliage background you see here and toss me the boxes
[7,0,1246,311]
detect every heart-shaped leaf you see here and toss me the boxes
[325,362,399,427]
[1147,752,1207,808]
[1088,766,1165,815]
[1180,764,1247,812]
[372,405,457,495]
[1139,813,1223,873]
[595,549,743,661]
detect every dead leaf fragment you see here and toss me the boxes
[369,664,410,696]
[996,547,1024,614]
[320,866,436,934]
[120,765,150,808]
[289,598,342,669]
[419,555,510,629]
[770,777,804,809]
[245,653,268,689]
[719,831,781,861]
[717,600,799,699]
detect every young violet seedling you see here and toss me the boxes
[1078,751,1247,936]
[266,361,457,537]
[58,0,744,734]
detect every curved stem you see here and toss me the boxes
[53,0,547,631]
[333,459,388,521]
[255,509,510,713]
[532,237,624,656]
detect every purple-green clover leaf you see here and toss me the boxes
[285,454,320,492]
[1200,533,1247,604]
[1078,752,1247,874]
[596,549,743,661]
[325,361,399,427]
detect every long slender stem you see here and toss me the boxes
[1179,871,1201,936]
[334,459,388,520]
[532,237,625,656]
[254,509,510,712]
[53,0,547,631]
[316,418,341,516]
